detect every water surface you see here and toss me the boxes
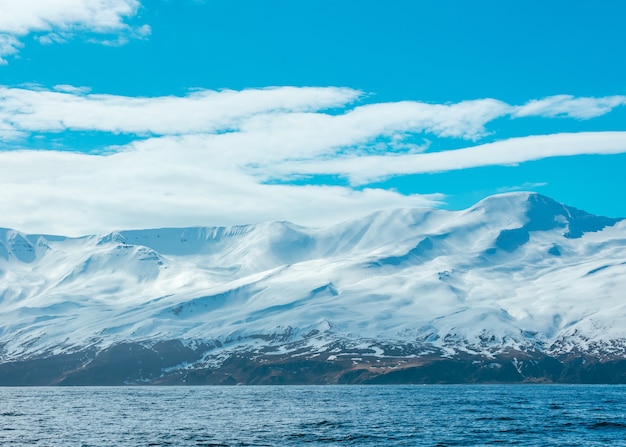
[1,385,625,446]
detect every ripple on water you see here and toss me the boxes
[0,385,624,446]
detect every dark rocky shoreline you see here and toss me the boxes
[2,339,625,386]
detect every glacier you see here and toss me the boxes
[1,192,626,384]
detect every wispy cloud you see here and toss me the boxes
[0,86,361,140]
[495,182,549,194]
[0,34,19,64]
[0,147,442,236]
[514,95,626,119]
[0,0,148,63]
[264,132,626,185]
[1,86,625,235]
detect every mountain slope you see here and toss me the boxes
[1,192,626,384]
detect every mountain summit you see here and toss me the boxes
[1,192,626,385]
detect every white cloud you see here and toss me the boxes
[495,182,549,194]
[0,0,147,62]
[3,87,625,148]
[514,95,626,119]
[0,34,20,64]
[0,86,362,140]
[36,32,67,45]
[52,84,92,95]
[1,86,626,235]
[263,132,626,185]
[0,148,442,236]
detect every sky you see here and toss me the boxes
[1,0,625,235]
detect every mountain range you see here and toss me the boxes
[1,192,626,385]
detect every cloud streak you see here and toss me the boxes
[0,147,442,236]
[0,0,147,62]
[2,87,624,144]
[264,132,626,184]
[0,85,361,140]
[1,86,625,235]
[514,95,626,119]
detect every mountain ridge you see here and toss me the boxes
[1,192,626,385]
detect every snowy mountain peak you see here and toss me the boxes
[1,193,626,384]
[96,231,127,245]
[523,193,620,238]
[466,193,621,253]
[0,229,41,263]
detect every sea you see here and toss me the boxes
[1,385,625,446]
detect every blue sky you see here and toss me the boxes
[1,0,625,235]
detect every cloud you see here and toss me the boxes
[0,86,362,140]
[0,148,442,236]
[0,87,510,146]
[0,34,20,64]
[0,0,147,62]
[263,132,626,185]
[52,84,93,95]
[1,86,626,235]
[495,182,549,194]
[3,87,624,147]
[514,95,626,119]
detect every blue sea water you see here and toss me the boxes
[1,385,625,446]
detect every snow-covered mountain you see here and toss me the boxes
[1,192,626,385]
